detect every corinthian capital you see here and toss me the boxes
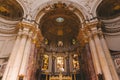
[18,22,35,32]
[85,21,99,30]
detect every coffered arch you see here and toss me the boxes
[90,0,102,17]
[34,0,90,24]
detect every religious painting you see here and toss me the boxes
[0,0,23,20]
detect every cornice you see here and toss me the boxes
[103,32,120,36]
[0,33,17,37]
[0,17,20,34]
[101,16,120,34]
[102,27,120,34]
[0,17,19,25]
[102,16,120,24]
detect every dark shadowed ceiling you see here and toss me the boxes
[0,0,24,20]
[97,0,120,19]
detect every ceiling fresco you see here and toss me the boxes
[0,0,24,20]
[97,0,120,19]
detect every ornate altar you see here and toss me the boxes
[49,73,72,80]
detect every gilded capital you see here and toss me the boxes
[98,28,104,38]
[17,22,36,32]
[85,21,99,30]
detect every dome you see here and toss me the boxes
[97,0,120,19]
[0,0,24,20]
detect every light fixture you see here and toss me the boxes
[56,17,64,23]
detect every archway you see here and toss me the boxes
[33,2,96,80]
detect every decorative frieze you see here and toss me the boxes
[102,27,120,33]
[102,16,120,33]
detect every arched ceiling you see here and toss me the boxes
[97,0,120,19]
[0,0,24,20]
[39,3,81,43]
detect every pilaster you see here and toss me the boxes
[2,29,22,80]
[91,25,113,80]
[88,31,102,80]
[2,18,43,80]
[99,29,119,80]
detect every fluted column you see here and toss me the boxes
[18,31,33,80]
[99,30,119,80]
[2,30,22,80]
[88,31,102,80]
[92,27,113,80]
[9,28,29,80]
[85,44,97,80]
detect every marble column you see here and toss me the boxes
[18,31,33,80]
[88,31,102,79]
[85,44,97,80]
[26,44,36,80]
[2,29,22,80]
[92,28,113,80]
[99,30,119,80]
[9,28,29,80]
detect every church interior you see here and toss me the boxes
[0,0,120,80]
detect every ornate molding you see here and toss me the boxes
[102,27,120,33]
[17,21,44,47]
[77,20,99,48]
[0,18,19,34]
[101,15,120,33]
[33,0,89,23]
[41,42,80,53]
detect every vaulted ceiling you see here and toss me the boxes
[39,3,80,42]
[1,0,120,20]
[0,0,120,51]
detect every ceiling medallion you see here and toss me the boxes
[56,17,64,23]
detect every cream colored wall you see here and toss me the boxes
[0,35,16,77]
[0,36,16,58]
[0,17,19,59]
[102,16,120,51]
